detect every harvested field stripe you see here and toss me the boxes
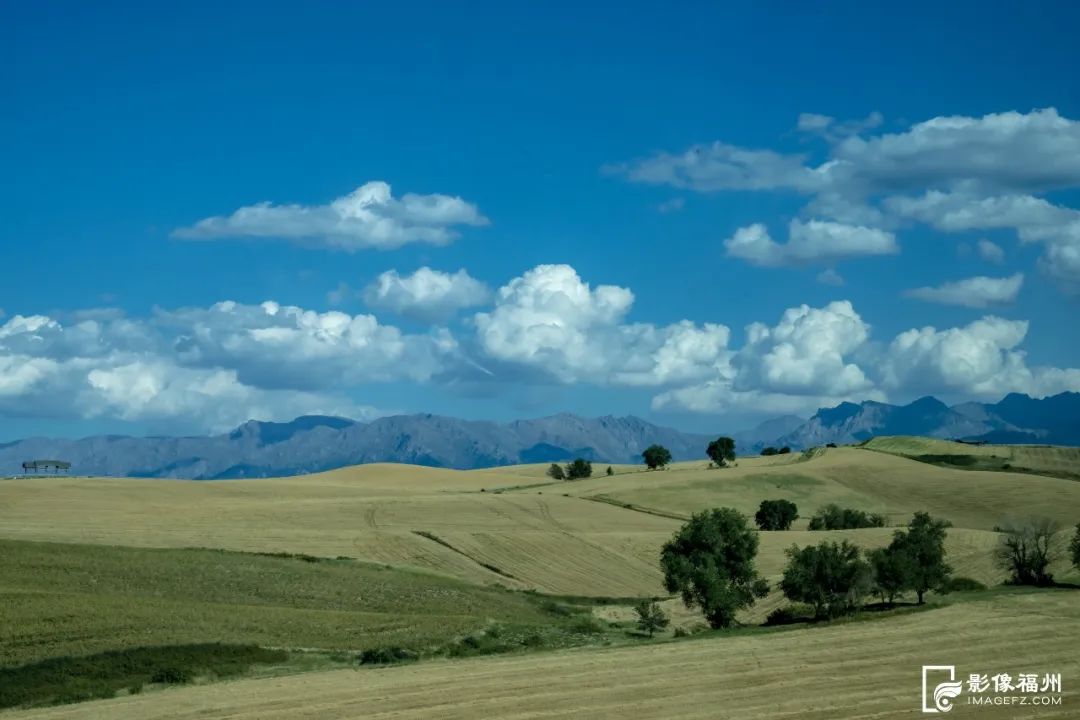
[411,531,519,580]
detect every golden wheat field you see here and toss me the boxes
[2,447,1078,597]
[5,589,1077,720]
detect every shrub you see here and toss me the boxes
[660,508,769,628]
[358,647,418,665]
[780,540,872,619]
[642,444,673,470]
[941,576,987,593]
[996,518,1060,586]
[706,437,736,467]
[1070,523,1080,571]
[754,499,799,531]
[763,607,801,626]
[606,466,614,476]
[807,504,885,530]
[149,667,192,684]
[546,463,565,480]
[633,600,670,638]
[569,616,606,635]
[564,458,593,480]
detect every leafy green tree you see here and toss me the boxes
[760,447,778,456]
[564,458,593,480]
[1071,523,1080,571]
[546,463,565,480]
[633,600,670,638]
[754,499,799,531]
[780,540,872,619]
[996,518,1059,586]
[897,512,952,604]
[706,437,736,467]
[642,444,673,470]
[807,504,886,530]
[868,545,913,606]
[660,508,769,629]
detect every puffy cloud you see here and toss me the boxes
[473,264,730,386]
[905,274,1023,308]
[160,300,457,390]
[977,239,1005,264]
[616,109,1080,288]
[883,317,1080,399]
[724,219,898,266]
[173,181,488,251]
[363,267,491,322]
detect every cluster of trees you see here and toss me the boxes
[807,504,885,530]
[546,458,592,480]
[760,446,791,456]
[660,507,954,628]
[754,499,798,530]
[994,518,1080,587]
[637,436,738,471]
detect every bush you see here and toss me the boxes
[358,647,418,665]
[642,444,673,470]
[546,463,565,480]
[149,667,192,684]
[763,607,801,626]
[706,437,736,467]
[996,518,1060,586]
[568,616,606,635]
[660,508,769,628]
[672,627,689,638]
[564,458,592,480]
[941,576,987,593]
[1070,523,1080,571]
[754,499,799,531]
[807,504,885,530]
[633,600,670,638]
[606,466,614,476]
[780,540,872,619]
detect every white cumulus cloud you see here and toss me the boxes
[173,181,489,251]
[363,268,491,322]
[724,219,898,266]
[905,274,1023,308]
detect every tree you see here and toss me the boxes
[660,508,769,628]
[633,600,670,638]
[780,540,872,619]
[754,499,799,531]
[606,465,614,477]
[996,518,1060,586]
[807,504,886,530]
[760,447,778,456]
[642,444,673,470]
[868,545,914,607]
[706,437,736,467]
[1071,523,1080,571]
[897,512,952,604]
[546,463,565,480]
[778,446,791,454]
[564,458,592,480]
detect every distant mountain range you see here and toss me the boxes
[2,392,1077,478]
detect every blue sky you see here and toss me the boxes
[2,1,1080,439]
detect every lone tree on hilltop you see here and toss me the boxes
[660,508,769,629]
[642,444,673,470]
[706,437,736,467]
[754,499,799,531]
[996,517,1060,586]
[564,458,593,480]
[546,463,565,480]
[780,540,872,619]
[633,600,670,638]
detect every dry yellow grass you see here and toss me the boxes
[2,445,1077,597]
[6,589,1076,720]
